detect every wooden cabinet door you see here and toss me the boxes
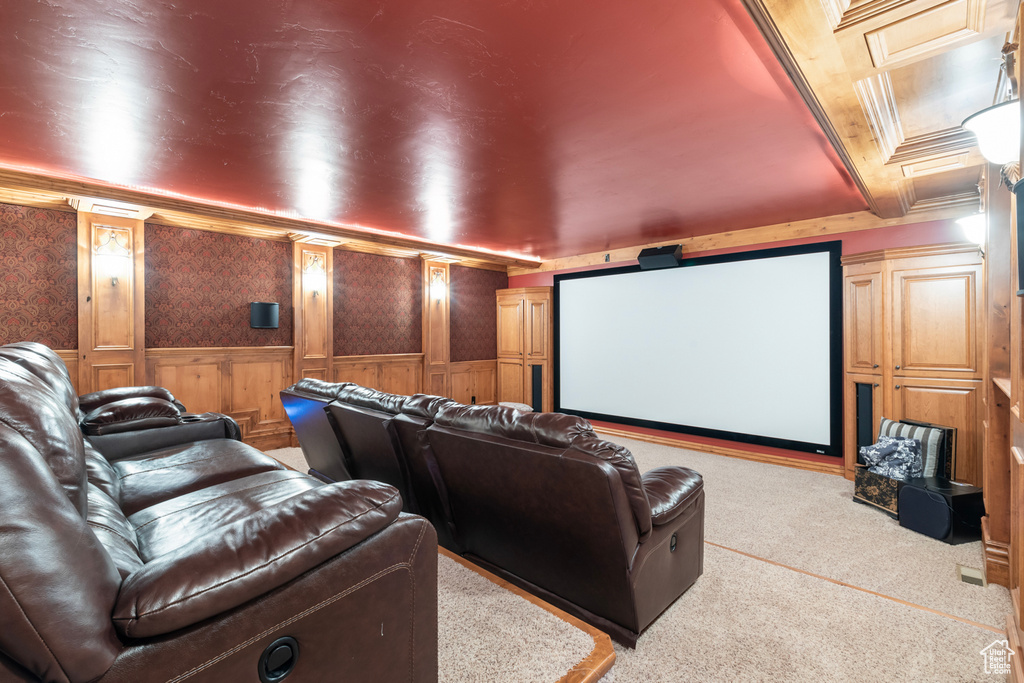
[843,372,882,477]
[497,359,524,403]
[890,376,983,485]
[497,297,524,358]
[524,295,550,361]
[844,264,883,373]
[891,263,982,377]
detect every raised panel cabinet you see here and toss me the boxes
[842,245,984,485]
[891,263,981,376]
[844,263,883,373]
[496,287,553,411]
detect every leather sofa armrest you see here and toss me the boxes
[81,397,182,436]
[113,480,402,638]
[79,386,186,414]
[86,414,243,461]
[642,466,703,526]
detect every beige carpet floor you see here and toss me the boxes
[615,435,1012,629]
[267,439,1012,681]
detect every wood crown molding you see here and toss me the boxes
[854,73,905,162]
[508,205,973,276]
[840,240,981,264]
[0,167,538,269]
[742,0,882,216]
[888,128,978,164]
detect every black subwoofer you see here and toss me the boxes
[897,477,983,545]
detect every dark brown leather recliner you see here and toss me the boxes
[298,384,462,552]
[280,378,356,482]
[421,403,704,647]
[280,379,703,647]
[0,344,438,683]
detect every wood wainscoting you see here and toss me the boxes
[333,353,424,396]
[55,349,80,395]
[450,360,497,406]
[331,354,497,406]
[146,347,295,450]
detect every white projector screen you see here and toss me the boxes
[555,242,841,456]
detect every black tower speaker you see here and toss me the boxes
[897,477,983,544]
[637,245,683,270]
[854,383,874,449]
[531,364,543,411]
[250,302,279,329]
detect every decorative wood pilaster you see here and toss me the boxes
[422,260,450,396]
[76,212,146,393]
[292,243,333,382]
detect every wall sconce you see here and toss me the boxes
[962,100,1019,165]
[955,212,986,248]
[430,269,447,302]
[93,226,132,286]
[302,252,326,298]
[962,41,1019,167]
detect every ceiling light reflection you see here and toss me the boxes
[85,81,143,185]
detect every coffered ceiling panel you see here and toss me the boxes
[889,35,1007,139]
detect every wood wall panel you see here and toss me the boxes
[450,360,497,405]
[78,212,145,394]
[422,261,450,396]
[153,362,221,414]
[55,350,79,395]
[333,354,424,396]
[93,363,133,392]
[293,244,333,383]
[146,347,295,450]
[891,376,982,484]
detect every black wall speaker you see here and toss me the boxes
[897,477,983,544]
[250,302,279,329]
[637,245,683,270]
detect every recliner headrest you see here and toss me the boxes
[401,393,457,419]
[434,403,593,448]
[335,385,407,415]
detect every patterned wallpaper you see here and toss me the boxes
[0,203,77,348]
[450,265,507,362]
[145,224,293,347]
[334,249,422,356]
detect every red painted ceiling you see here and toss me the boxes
[0,0,867,259]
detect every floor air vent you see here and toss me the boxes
[956,565,986,587]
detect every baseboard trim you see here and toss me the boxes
[439,548,616,683]
[982,517,1011,588]
[594,426,845,476]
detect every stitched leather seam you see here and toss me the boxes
[0,570,70,682]
[164,562,412,683]
[131,474,309,531]
[407,523,427,683]
[119,490,401,630]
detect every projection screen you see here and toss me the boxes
[554,242,841,456]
